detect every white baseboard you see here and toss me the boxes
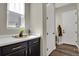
[75,42,79,49]
[62,41,79,49]
[47,46,56,56]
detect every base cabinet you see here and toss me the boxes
[27,39,40,56]
[0,48,1,56]
[28,43,40,56]
[0,38,40,56]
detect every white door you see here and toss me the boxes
[46,4,56,55]
[61,10,77,45]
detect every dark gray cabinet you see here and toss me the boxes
[1,41,27,56]
[0,48,1,55]
[6,48,26,56]
[27,38,40,56]
[0,37,40,56]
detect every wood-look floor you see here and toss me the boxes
[49,44,79,56]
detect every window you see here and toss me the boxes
[7,3,25,29]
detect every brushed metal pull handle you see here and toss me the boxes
[12,46,22,50]
[33,41,38,44]
[29,48,31,55]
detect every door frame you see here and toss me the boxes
[46,3,56,55]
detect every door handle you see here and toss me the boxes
[52,33,55,34]
[63,30,65,33]
[47,33,48,35]
[75,31,77,33]
[75,22,77,24]
[63,31,65,33]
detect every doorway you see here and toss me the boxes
[55,4,77,46]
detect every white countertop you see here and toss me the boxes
[0,35,41,47]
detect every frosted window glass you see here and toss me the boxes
[7,3,25,29]
[8,3,24,15]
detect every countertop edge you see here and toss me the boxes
[0,35,41,47]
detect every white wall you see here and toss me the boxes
[56,12,63,35]
[25,3,30,34]
[30,3,43,55]
[0,3,18,35]
[30,4,43,35]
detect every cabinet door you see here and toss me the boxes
[29,43,40,56]
[0,48,1,56]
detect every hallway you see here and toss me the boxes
[49,44,79,56]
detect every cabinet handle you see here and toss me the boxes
[12,46,23,50]
[33,41,38,44]
[29,48,31,55]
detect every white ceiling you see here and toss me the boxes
[55,3,70,8]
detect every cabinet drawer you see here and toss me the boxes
[6,48,26,56]
[28,38,40,45]
[2,41,27,55]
